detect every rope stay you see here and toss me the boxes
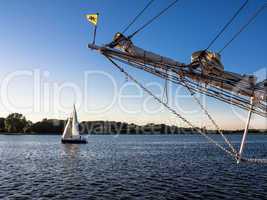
[105,55,267,164]
[206,0,249,50]
[122,0,155,34]
[97,46,266,117]
[181,79,237,155]
[162,69,169,104]
[219,3,267,53]
[87,0,267,164]
[129,0,179,38]
[105,55,237,159]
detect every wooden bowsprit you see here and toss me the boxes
[86,1,266,163]
[88,41,267,164]
[88,43,266,117]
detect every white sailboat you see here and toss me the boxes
[61,105,87,144]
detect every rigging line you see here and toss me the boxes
[162,79,169,104]
[109,54,267,164]
[181,79,237,154]
[102,48,265,112]
[206,0,249,50]
[115,60,262,112]
[122,0,155,34]
[129,0,179,38]
[107,54,265,115]
[219,3,267,53]
[162,69,169,104]
[105,55,237,159]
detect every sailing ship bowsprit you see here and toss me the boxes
[88,33,266,117]
[86,1,267,163]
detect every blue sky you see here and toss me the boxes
[0,0,266,129]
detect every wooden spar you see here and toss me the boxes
[88,43,267,117]
[88,43,101,51]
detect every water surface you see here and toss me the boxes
[0,134,267,199]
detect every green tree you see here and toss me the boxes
[4,113,30,133]
[0,117,5,132]
[26,119,65,133]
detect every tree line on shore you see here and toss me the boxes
[0,113,266,135]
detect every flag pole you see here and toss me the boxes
[86,13,99,45]
[93,25,97,45]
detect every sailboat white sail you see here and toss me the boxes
[61,105,87,144]
[62,117,72,139]
[72,105,80,137]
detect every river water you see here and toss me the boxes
[0,134,267,199]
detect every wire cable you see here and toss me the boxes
[105,55,237,159]
[129,0,179,38]
[104,54,267,164]
[219,3,267,53]
[162,71,169,104]
[122,0,155,34]
[206,0,249,50]
[181,79,237,154]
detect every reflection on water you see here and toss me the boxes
[61,144,81,157]
[0,134,267,199]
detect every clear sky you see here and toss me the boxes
[0,0,266,130]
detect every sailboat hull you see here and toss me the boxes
[61,138,87,144]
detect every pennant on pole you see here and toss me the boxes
[86,13,99,26]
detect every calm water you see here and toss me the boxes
[0,134,267,200]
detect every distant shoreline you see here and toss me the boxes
[1,114,266,135]
[1,131,267,135]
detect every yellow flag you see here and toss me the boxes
[86,13,98,26]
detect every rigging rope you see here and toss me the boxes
[104,55,267,164]
[105,55,237,159]
[102,1,267,163]
[219,3,267,53]
[129,0,179,38]
[177,80,267,164]
[205,0,249,50]
[181,79,238,154]
[122,0,155,34]
[162,69,169,104]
